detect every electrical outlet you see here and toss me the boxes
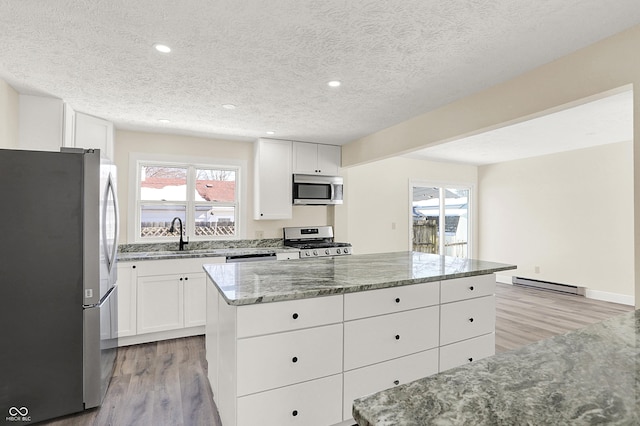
[255,230,264,239]
[391,222,396,230]
[534,266,540,274]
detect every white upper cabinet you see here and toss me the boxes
[18,94,65,151]
[292,142,340,176]
[74,111,114,160]
[254,138,293,220]
[18,94,114,160]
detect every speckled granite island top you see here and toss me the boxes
[353,309,640,426]
[202,251,515,306]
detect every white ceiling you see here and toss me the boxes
[1,1,639,147]
[406,88,634,166]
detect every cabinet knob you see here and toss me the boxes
[469,286,474,291]
[468,357,474,362]
[292,410,298,417]
[292,313,299,319]
[185,277,188,281]
[132,265,136,269]
[260,213,264,216]
[468,317,474,323]
[395,334,400,340]
[393,380,400,386]
[395,297,400,303]
[179,277,183,281]
[292,356,298,363]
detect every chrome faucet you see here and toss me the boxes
[169,217,189,251]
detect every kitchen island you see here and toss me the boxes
[352,309,640,425]
[203,251,516,426]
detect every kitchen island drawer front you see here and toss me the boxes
[440,274,495,304]
[343,349,438,420]
[439,333,495,372]
[344,281,439,321]
[237,323,343,396]
[237,295,343,338]
[344,306,439,371]
[237,374,342,426]
[440,296,495,346]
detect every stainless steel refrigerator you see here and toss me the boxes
[0,148,119,424]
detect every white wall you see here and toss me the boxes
[478,141,634,302]
[115,129,332,244]
[0,78,19,148]
[335,156,477,255]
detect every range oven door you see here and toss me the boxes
[292,174,343,205]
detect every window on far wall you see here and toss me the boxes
[137,162,239,241]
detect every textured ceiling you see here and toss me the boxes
[1,1,640,146]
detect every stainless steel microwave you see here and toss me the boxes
[292,174,343,205]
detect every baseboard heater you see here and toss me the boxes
[512,276,586,296]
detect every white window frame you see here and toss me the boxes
[128,153,247,243]
[408,179,475,258]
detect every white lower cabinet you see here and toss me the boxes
[208,273,498,426]
[343,349,439,420]
[439,333,495,372]
[117,256,225,346]
[237,374,343,426]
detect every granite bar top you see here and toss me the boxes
[353,309,640,426]
[203,251,515,306]
[116,238,298,261]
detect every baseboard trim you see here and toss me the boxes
[585,289,635,306]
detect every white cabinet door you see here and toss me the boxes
[316,144,340,175]
[137,275,184,334]
[343,349,439,420]
[293,142,341,175]
[344,306,439,371]
[236,323,343,396]
[439,333,495,372]
[440,296,495,346]
[18,94,64,151]
[74,112,114,160]
[116,262,137,337]
[292,141,318,174]
[184,273,207,327]
[237,374,342,426]
[254,139,292,220]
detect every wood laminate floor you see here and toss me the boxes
[42,283,633,426]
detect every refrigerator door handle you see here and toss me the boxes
[102,172,119,275]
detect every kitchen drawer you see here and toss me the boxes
[440,296,495,346]
[135,256,225,276]
[440,274,495,304]
[237,374,342,426]
[344,281,439,321]
[343,349,438,420]
[237,323,343,396]
[344,306,439,371]
[439,333,495,372]
[237,295,342,338]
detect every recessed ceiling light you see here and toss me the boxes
[153,43,171,53]
[327,80,341,87]
[266,131,275,135]
[222,104,237,110]
[158,118,171,123]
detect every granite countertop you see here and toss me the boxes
[203,251,515,306]
[353,309,640,426]
[116,238,299,261]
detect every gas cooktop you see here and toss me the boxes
[283,226,352,258]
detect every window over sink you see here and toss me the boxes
[130,154,244,242]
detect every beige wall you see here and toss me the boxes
[342,24,640,306]
[478,142,634,302]
[115,130,332,244]
[335,157,477,255]
[0,78,19,148]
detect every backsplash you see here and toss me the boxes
[118,238,285,253]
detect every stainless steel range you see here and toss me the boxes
[283,226,352,258]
